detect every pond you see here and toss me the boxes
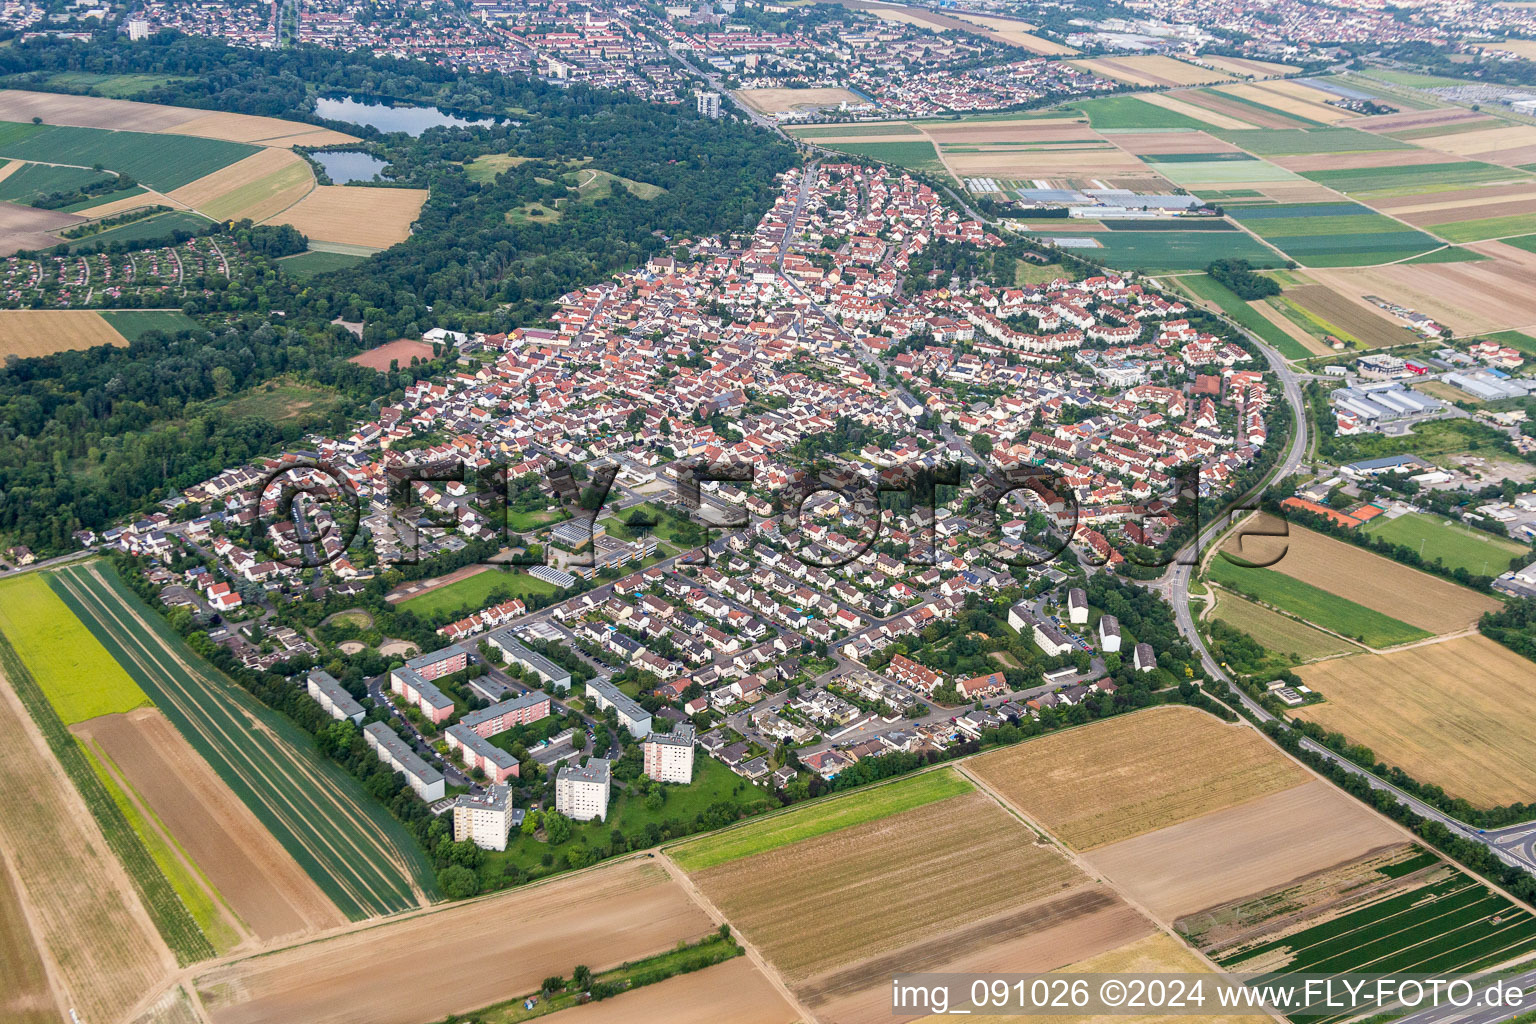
[312,149,390,184]
[315,95,498,136]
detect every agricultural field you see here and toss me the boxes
[73,707,347,944]
[527,958,798,1024]
[99,310,203,341]
[967,706,1306,851]
[1203,859,1536,985]
[168,147,314,223]
[1269,283,1420,348]
[1074,94,1214,131]
[1309,245,1536,336]
[669,768,972,871]
[195,859,715,1024]
[0,654,174,1024]
[937,10,1074,54]
[265,184,427,250]
[1295,635,1536,808]
[1219,515,1502,635]
[0,309,128,356]
[1362,511,1528,575]
[0,89,355,147]
[787,122,922,138]
[1173,271,1314,361]
[734,87,864,115]
[0,160,116,204]
[1085,780,1403,921]
[0,854,57,1024]
[0,200,83,255]
[1301,160,1527,200]
[63,210,213,253]
[0,122,256,192]
[277,248,368,277]
[1209,590,1363,661]
[1069,55,1233,88]
[51,562,437,919]
[1207,556,1431,648]
[0,573,151,724]
[1228,202,1442,266]
[810,139,947,176]
[1052,229,1282,272]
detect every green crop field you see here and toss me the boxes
[1300,161,1527,198]
[1150,159,1300,187]
[1175,272,1313,361]
[1486,329,1536,355]
[51,562,437,918]
[397,567,560,620]
[0,161,116,205]
[55,184,148,213]
[813,140,946,175]
[1362,512,1528,575]
[1434,211,1536,243]
[1075,95,1212,131]
[1214,128,1410,155]
[668,768,973,872]
[1207,557,1431,647]
[277,249,368,278]
[0,573,151,724]
[0,123,256,192]
[0,626,213,964]
[1210,591,1362,661]
[65,210,213,253]
[787,123,922,138]
[38,72,195,98]
[1229,202,1441,265]
[1074,229,1283,272]
[99,310,203,341]
[1220,870,1536,983]
[1401,245,1487,264]
[1202,88,1325,129]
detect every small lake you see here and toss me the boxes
[313,150,389,184]
[315,95,497,136]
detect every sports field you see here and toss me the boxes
[669,768,971,871]
[1296,635,1536,808]
[1362,511,1527,575]
[0,573,151,724]
[52,562,437,918]
[396,566,559,619]
[969,706,1307,851]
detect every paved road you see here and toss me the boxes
[1386,970,1536,1024]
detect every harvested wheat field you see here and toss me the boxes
[1224,515,1502,633]
[1071,56,1233,88]
[691,790,1082,983]
[1359,108,1492,135]
[1374,181,1536,215]
[266,184,426,249]
[0,200,80,254]
[0,668,171,1024]
[1296,635,1536,808]
[0,88,198,132]
[1200,55,1299,79]
[1087,780,1402,921]
[170,148,314,223]
[1310,255,1536,335]
[805,889,1151,1024]
[164,112,355,148]
[69,188,172,220]
[734,87,863,114]
[943,11,1075,54]
[1420,124,1536,163]
[1217,81,1355,123]
[196,859,714,1024]
[969,706,1307,851]
[911,932,1268,1024]
[1249,299,1336,356]
[0,854,59,1024]
[72,707,344,943]
[542,957,798,1024]
[1177,90,1300,130]
[0,310,127,356]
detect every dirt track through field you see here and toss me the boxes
[72,707,344,943]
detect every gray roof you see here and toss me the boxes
[645,724,696,748]
[307,669,364,718]
[558,757,611,785]
[587,677,652,725]
[392,665,455,711]
[489,629,572,682]
[446,723,519,773]
[363,721,444,784]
